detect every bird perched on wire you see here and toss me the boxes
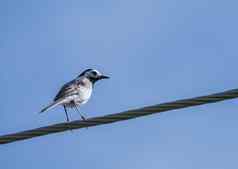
[40,69,109,122]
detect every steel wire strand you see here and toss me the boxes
[0,88,238,145]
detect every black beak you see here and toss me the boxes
[100,75,110,79]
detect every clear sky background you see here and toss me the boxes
[1,0,238,168]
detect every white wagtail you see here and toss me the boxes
[40,69,109,122]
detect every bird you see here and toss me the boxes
[40,69,109,122]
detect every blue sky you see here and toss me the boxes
[1,0,238,168]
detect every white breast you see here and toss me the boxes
[75,78,93,105]
[77,86,92,105]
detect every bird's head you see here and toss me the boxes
[78,69,110,83]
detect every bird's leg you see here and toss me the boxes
[74,104,86,121]
[64,105,70,122]
[64,105,74,132]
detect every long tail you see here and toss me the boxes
[39,99,65,113]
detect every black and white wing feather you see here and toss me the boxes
[54,79,78,101]
[40,80,79,113]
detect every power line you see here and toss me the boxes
[1,88,238,145]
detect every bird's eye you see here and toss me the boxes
[91,71,97,76]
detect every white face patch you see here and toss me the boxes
[93,70,101,75]
[86,69,102,78]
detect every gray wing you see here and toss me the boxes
[54,79,78,101]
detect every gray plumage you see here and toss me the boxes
[40,69,109,121]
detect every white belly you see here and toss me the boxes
[62,77,93,108]
[75,86,92,105]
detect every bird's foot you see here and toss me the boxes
[80,115,86,121]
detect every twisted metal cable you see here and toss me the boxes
[1,88,238,145]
